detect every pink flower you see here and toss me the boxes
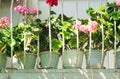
[89,20,98,32]
[0,17,10,28]
[74,21,81,29]
[29,8,38,14]
[46,0,58,7]
[16,0,23,2]
[14,5,29,13]
[79,25,89,34]
[116,0,120,7]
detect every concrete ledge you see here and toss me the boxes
[0,69,120,79]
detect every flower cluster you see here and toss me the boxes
[46,0,58,7]
[88,20,98,32]
[14,5,38,16]
[0,17,10,28]
[116,0,120,6]
[16,0,23,3]
[29,8,38,15]
[74,20,98,34]
[14,5,28,15]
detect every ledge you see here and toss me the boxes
[0,69,120,79]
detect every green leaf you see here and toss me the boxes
[86,7,94,14]
[98,7,105,11]
[17,34,24,41]
[118,25,120,30]
[7,39,16,46]
[52,38,62,51]
[63,31,71,40]
[68,37,77,48]
[18,23,25,29]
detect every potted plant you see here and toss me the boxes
[85,3,116,68]
[0,16,11,69]
[14,5,41,69]
[39,11,62,69]
[57,14,87,68]
[106,1,120,68]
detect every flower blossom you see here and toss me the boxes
[0,17,10,28]
[16,0,23,3]
[46,0,58,7]
[74,21,81,29]
[79,25,89,34]
[14,5,29,14]
[116,0,120,7]
[29,8,38,15]
[88,20,98,32]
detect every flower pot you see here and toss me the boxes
[19,53,36,69]
[40,51,60,69]
[0,53,7,69]
[63,49,84,68]
[116,51,120,69]
[85,50,105,69]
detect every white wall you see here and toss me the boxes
[37,0,114,20]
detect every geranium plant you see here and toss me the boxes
[39,11,62,53]
[14,5,41,55]
[0,17,12,56]
[74,18,99,51]
[86,6,114,51]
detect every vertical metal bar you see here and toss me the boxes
[101,24,104,67]
[61,0,64,53]
[100,0,105,68]
[10,0,14,68]
[36,0,39,19]
[89,20,92,68]
[114,18,117,69]
[76,0,79,51]
[114,0,117,70]
[49,7,52,53]
[48,6,52,67]
[61,0,64,68]
[87,0,94,78]
[35,0,40,69]
[88,0,91,68]
[23,32,26,69]
[75,0,79,66]
[61,0,64,23]
[23,0,27,69]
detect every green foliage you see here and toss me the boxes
[86,1,120,51]
[39,11,62,52]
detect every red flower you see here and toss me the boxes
[46,0,58,7]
